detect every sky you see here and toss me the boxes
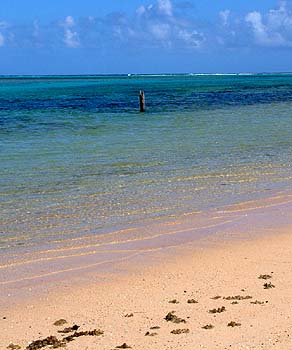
[1,0,292,74]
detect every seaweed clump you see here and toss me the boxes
[258,274,272,280]
[223,295,252,301]
[202,324,214,330]
[7,345,21,350]
[116,344,131,349]
[227,321,241,327]
[53,319,67,327]
[187,299,198,304]
[26,336,64,350]
[58,325,79,334]
[209,306,226,314]
[164,312,186,323]
[26,329,103,350]
[171,329,190,335]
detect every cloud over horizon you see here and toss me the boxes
[61,16,80,48]
[245,1,292,47]
[0,0,292,52]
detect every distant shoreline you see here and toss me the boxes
[1,71,292,78]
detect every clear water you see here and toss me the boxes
[1,74,292,250]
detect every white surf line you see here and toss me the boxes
[0,248,142,270]
[75,193,292,242]
[0,215,244,270]
[221,193,292,207]
[0,225,138,250]
[48,211,203,244]
[10,213,241,258]
[0,244,173,286]
[217,198,292,214]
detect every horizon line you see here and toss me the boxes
[1,71,292,77]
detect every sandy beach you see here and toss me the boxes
[2,4,292,349]
[1,193,292,350]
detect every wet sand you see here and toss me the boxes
[1,193,292,349]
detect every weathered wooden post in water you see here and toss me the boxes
[139,90,145,112]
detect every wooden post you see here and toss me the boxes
[139,90,145,112]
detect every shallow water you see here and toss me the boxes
[1,74,292,252]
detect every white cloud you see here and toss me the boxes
[0,32,4,47]
[136,5,146,17]
[178,29,204,48]
[150,23,170,40]
[245,4,292,47]
[267,1,292,27]
[130,0,206,49]
[64,15,75,28]
[62,16,80,48]
[158,0,173,17]
[245,11,266,36]
[3,0,292,52]
[64,29,80,48]
[219,10,231,26]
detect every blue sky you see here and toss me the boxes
[0,0,292,74]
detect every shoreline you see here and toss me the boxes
[2,192,292,349]
[1,191,292,306]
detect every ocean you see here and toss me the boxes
[1,74,292,253]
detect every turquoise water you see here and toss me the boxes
[1,74,292,250]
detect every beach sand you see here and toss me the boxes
[2,194,292,350]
